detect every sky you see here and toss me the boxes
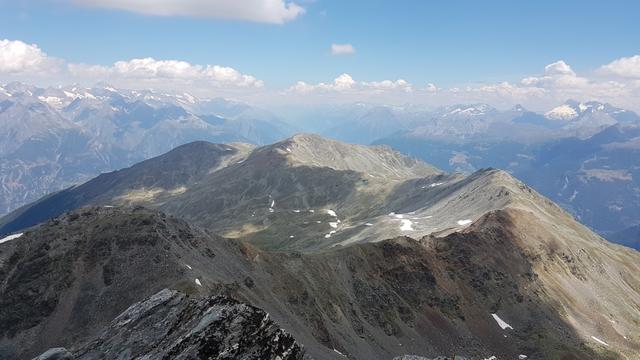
[1,0,640,110]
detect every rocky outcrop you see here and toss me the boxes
[38,289,306,360]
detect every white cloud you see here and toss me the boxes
[544,60,576,76]
[0,39,61,74]
[0,39,264,98]
[331,43,356,56]
[331,73,356,90]
[288,73,414,94]
[283,58,639,110]
[3,37,640,112]
[364,79,412,93]
[72,0,305,24]
[598,55,640,79]
[69,58,263,88]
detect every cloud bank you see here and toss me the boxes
[71,0,305,24]
[2,38,640,111]
[0,39,263,97]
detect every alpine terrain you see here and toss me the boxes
[0,135,638,360]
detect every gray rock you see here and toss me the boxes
[32,348,73,360]
[71,289,305,360]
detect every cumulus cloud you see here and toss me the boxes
[283,56,640,111]
[69,58,264,88]
[544,60,576,76]
[0,40,62,74]
[598,55,640,78]
[72,0,305,24]
[466,58,640,111]
[331,43,356,56]
[0,39,264,97]
[3,36,640,111]
[287,73,413,94]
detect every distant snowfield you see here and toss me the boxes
[0,233,23,244]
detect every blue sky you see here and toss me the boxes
[1,0,638,86]
[1,0,639,109]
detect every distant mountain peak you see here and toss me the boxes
[545,104,579,121]
[546,100,621,121]
[442,103,494,117]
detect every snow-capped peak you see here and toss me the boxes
[545,104,578,121]
[444,104,492,117]
[546,100,617,121]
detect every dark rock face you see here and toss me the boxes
[63,289,305,360]
[0,206,246,359]
[32,348,73,360]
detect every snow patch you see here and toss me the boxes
[491,313,513,330]
[591,336,609,346]
[329,222,339,229]
[457,219,472,226]
[324,230,337,238]
[293,209,301,213]
[195,279,202,287]
[364,223,373,226]
[422,182,444,189]
[0,233,23,244]
[400,219,414,231]
[519,355,528,360]
[185,264,192,270]
[333,349,346,357]
[326,209,337,217]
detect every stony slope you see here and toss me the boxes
[0,140,254,237]
[375,123,640,249]
[0,134,442,251]
[0,135,639,359]
[1,204,639,359]
[35,290,306,360]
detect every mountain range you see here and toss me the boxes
[1,135,639,359]
[1,82,639,250]
[0,82,293,215]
